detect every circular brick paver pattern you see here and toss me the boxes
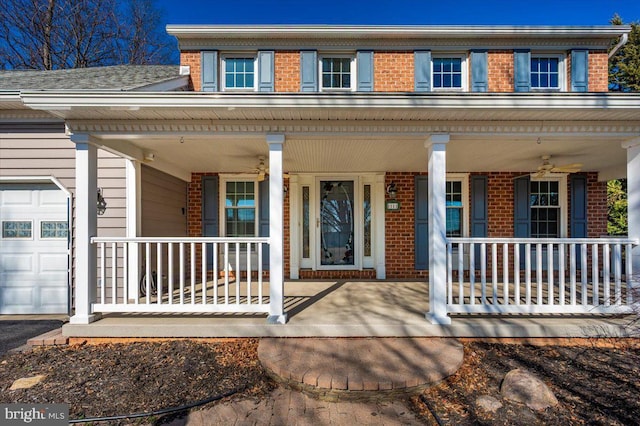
[258,337,464,400]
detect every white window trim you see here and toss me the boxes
[220,54,258,92]
[446,173,470,237]
[318,54,357,92]
[218,174,259,238]
[529,173,568,238]
[431,53,468,92]
[530,53,566,91]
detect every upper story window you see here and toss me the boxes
[222,56,256,91]
[320,56,355,91]
[432,55,467,91]
[530,54,565,91]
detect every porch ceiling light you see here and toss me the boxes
[97,188,107,216]
[386,182,398,200]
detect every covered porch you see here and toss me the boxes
[20,91,640,333]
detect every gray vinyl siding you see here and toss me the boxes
[0,131,127,306]
[141,164,188,237]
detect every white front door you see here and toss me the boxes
[0,184,69,314]
[290,173,385,277]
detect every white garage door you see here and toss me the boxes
[0,183,69,314]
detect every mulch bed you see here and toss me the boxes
[0,339,272,424]
[1,338,639,425]
[412,341,640,425]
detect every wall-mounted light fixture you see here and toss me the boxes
[283,185,288,196]
[386,182,398,199]
[97,188,107,216]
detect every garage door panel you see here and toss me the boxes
[0,253,34,272]
[1,184,68,314]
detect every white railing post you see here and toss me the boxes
[267,134,287,324]
[624,139,640,280]
[425,135,451,324]
[69,136,99,324]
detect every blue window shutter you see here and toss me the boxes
[571,49,589,92]
[471,176,488,237]
[202,176,219,269]
[357,51,374,91]
[514,49,531,92]
[415,176,429,270]
[300,50,318,92]
[570,175,588,238]
[201,51,218,92]
[259,178,270,270]
[258,51,275,92]
[514,175,531,238]
[414,50,432,92]
[471,50,488,92]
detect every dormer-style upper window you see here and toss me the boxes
[222,56,256,90]
[320,56,355,91]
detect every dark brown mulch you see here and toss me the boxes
[413,342,640,426]
[0,339,272,424]
[1,338,640,425]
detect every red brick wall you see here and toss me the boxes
[586,172,608,237]
[180,51,200,91]
[385,172,429,279]
[374,52,414,92]
[275,51,300,92]
[488,51,514,92]
[588,51,609,92]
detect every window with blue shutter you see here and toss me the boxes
[300,51,318,92]
[571,50,589,92]
[471,176,488,238]
[257,51,275,92]
[202,176,219,269]
[201,51,218,92]
[470,50,488,92]
[415,176,429,270]
[356,51,374,91]
[259,179,270,270]
[414,51,432,92]
[514,49,531,92]
[570,175,587,238]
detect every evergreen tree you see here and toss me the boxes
[609,15,640,92]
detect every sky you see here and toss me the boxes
[156,0,640,26]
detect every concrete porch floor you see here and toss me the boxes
[62,281,637,338]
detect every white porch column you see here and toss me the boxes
[126,159,142,298]
[267,134,287,324]
[69,134,99,324]
[624,138,640,278]
[425,134,452,325]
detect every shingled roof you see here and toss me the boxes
[0,65,183,91]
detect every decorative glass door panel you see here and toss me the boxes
[320,180,355,266]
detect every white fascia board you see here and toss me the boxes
[20,91,640,112]
[166,25,630,39]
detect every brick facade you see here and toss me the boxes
[180,51,201,91]
[374,52,414,92]
[180,49,610,94]
[275,51,300,92]
[588,51,609,92]
[487,51,514,92]
[186,171,609,279]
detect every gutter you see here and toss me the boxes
[609,32,629,58]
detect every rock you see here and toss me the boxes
[9,375,47,390]
[476,395,503,413]
[500,369,558,410]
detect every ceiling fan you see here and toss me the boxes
[249,156,289,181]
[535,155,582,177]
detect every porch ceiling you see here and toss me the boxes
[92,132,631,182]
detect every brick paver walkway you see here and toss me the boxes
[168,388,425,425]
[258,337,464,399]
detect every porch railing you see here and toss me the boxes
[91,237,270,314]
[446,238,638,315]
